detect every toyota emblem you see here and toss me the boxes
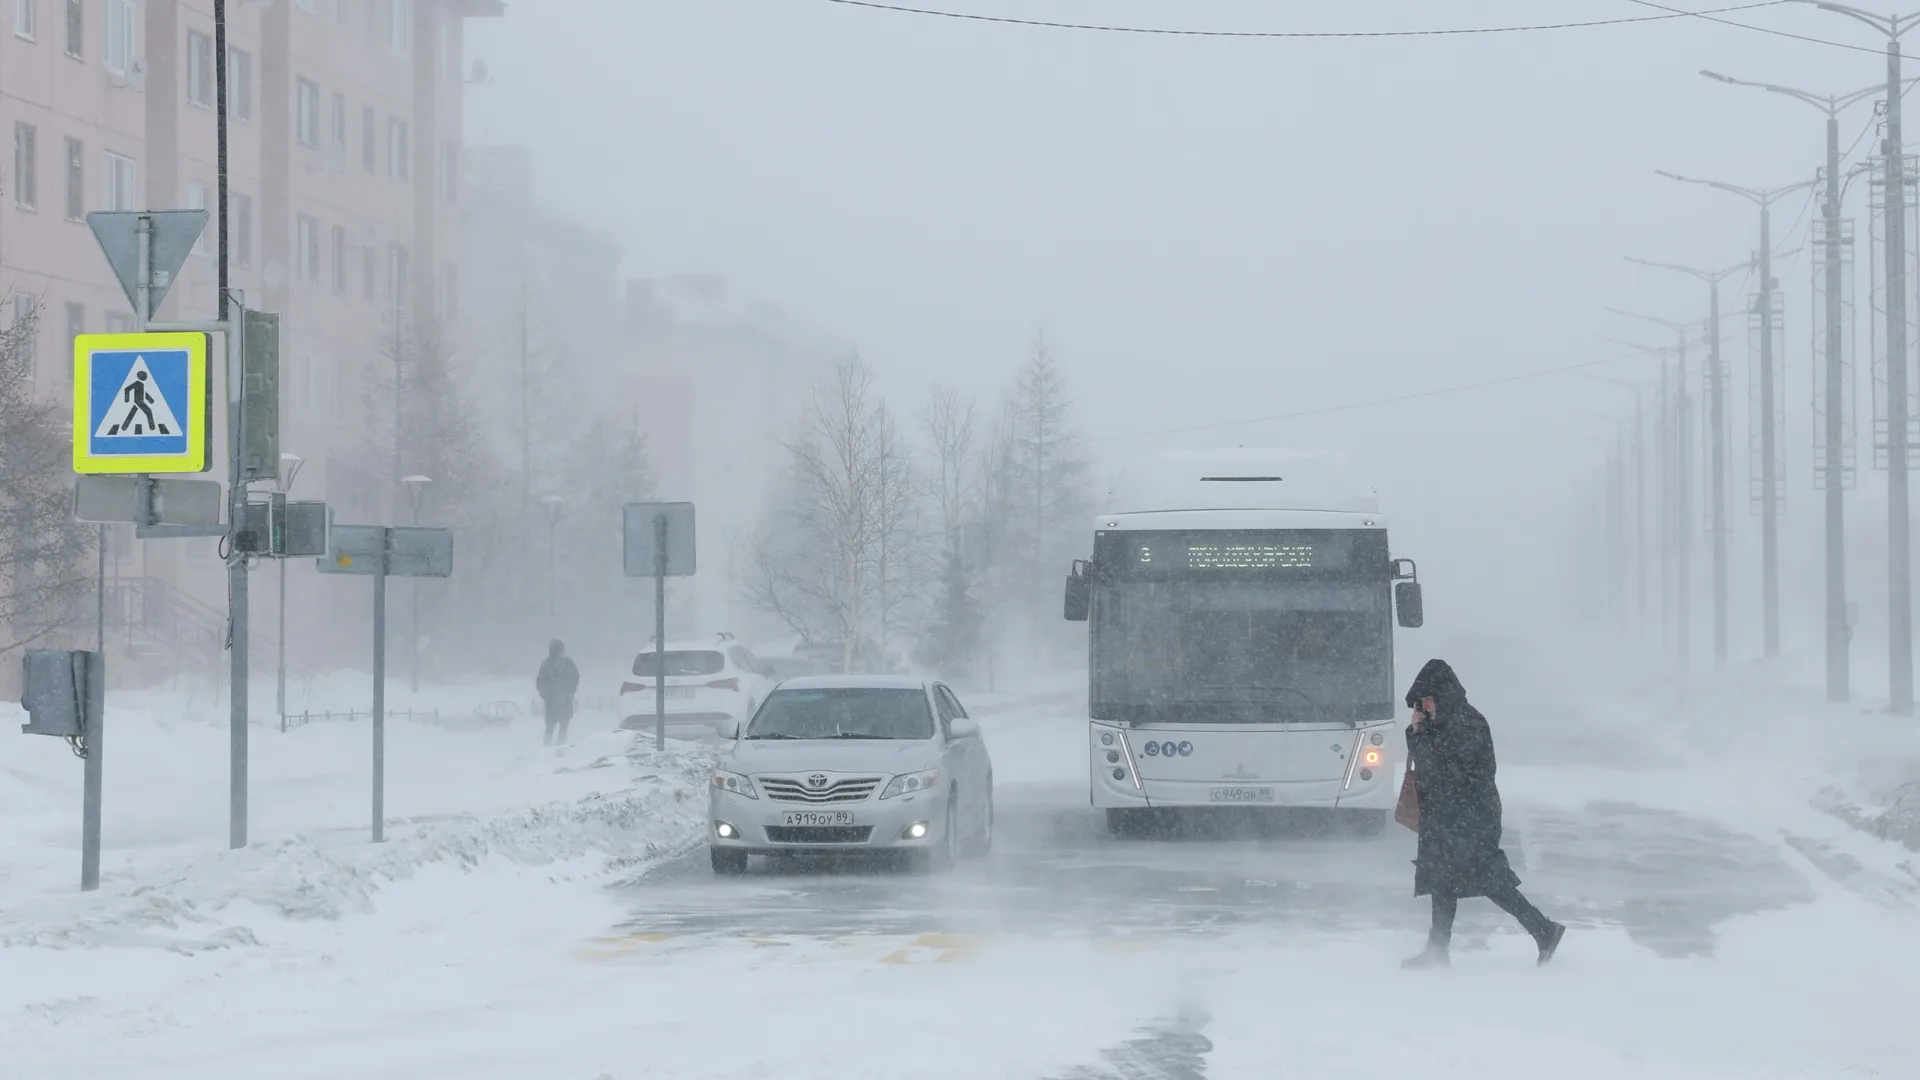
[807,774,829,789]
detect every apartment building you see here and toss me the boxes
[1,0,501,670]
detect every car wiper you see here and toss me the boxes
[746,733,803,740]
[824,733,896,740]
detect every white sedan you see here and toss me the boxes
[706,675,994,874]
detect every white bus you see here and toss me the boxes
[1063,448,1424,836]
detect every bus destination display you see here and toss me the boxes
[1125,534,1352,573]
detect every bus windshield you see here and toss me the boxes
[1089,531,1393,723]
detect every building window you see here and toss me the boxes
[295,353,314,413]
[64,300,83,345]
[388,243,410,309]
[229,47,253,121]
[102,151,135,212]
[361,105,376,172]
[187,31,214,108]
[232,191,252,268]
[12,122,36,210]
[10,294,38,376]
[439,260,457,321]
[297,215,320,282]
[331,225,346,294]
[296,0,318,12]
[296,78,321,148]
[186,181,210,252]
[387,117,408,180]
[62,136,82,219]
[330,91,347,150]
[15,0,36,41]
[362,244,377,302]
[439,141,458,201]
[103,310,131,333]
[103,0,132,74]
[389,0,411,53]
[62,0,79,57]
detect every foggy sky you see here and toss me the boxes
[468,1,1910,659]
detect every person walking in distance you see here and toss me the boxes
[536,639,580,746]
[1401,659,1565,968]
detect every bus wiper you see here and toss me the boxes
[747,733,803,740]
[824,732,895,740]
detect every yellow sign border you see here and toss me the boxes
[72,332,212,475]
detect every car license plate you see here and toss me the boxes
[1209,786,1275,803]
[782,811,854,827]
[666,686,696,700]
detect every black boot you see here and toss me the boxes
[1536,922,1566,966]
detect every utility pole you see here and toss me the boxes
[1699,69,1883,697]
[1797,0,1920,717]
[1625,255,1753,670]
[1656,170,1820,660]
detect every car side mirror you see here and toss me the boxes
[718,718,741,741]
[948,716,980,741]
[1395,581,1425,629]
[1064,560,1092,622]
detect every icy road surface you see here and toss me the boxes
[7,679,1920,1079]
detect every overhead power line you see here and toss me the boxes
[824,0,1793,40]
[1086,351,1664,445]
[1620,0,1895,57]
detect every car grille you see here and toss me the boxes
[759,777,882,804]
[765,826,873,844]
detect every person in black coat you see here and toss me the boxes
[1401,658,1564,968]
[535,639,580,745]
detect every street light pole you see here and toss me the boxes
[1625,255,1753,669]
[400,475,432,693]
[1797,0,1920,717]
[1699,69,1885,695]
[1655,170,1821,660]
[275,453,304,730]
[1605,319,1697,670]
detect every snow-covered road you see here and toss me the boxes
[6,675,1920,1078]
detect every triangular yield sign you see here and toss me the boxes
[94,356,184,439]
[86,210,209,320]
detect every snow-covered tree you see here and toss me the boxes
[0,299,94,654]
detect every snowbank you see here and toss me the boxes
[0,678,718,952]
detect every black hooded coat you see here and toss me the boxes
[1403,659,1521,899]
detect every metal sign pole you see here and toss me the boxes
[372,527,389,843]
[80,651,105,891]
[227,299,249,850]
[655,513,667,753]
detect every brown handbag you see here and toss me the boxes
[1394,765,1420,832]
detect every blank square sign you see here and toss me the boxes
[623,502,696,577]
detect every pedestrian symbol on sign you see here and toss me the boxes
[93,356,183,440]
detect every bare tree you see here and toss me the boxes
[0,299,94,654]
[871,399,923,666]
[747,357,891,672]
[922,384,977,558]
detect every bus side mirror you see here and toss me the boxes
[1064,561,1092,622]
[1396,581,1424,629]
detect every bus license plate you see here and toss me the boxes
[783,811,854,826]
[1210,786,1275,803]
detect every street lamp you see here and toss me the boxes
[539,494,566,625]
[1624,254,1753,671]
[1698,71,1892,697]
[1791,1,1920,712]
[275,453,305,730]
[1653,170,1821,661]
[400,475,432,693]
[1602,321,1697,669]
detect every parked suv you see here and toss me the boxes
[619,634,774,739]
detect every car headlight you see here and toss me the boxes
[880,767,942,799]
[711,770,758,800]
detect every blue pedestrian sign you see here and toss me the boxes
[72,333,212,474]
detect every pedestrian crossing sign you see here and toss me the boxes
[72,332,212,474]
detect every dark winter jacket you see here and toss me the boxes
[1404,659,1521,899]
[536,645,580,722]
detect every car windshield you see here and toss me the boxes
[632,650,725,678]
[745,687,934,740]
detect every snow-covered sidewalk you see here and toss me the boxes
[1,675,718,952]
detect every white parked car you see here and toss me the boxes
[707,675,994,874]
[619,636,774,739]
